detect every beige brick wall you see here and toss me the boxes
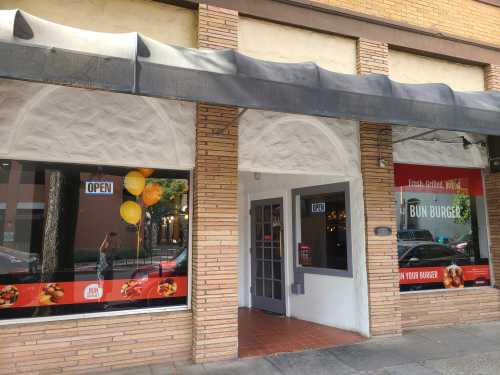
[198,3,238,49]
[0,311,192,375]
[401,288,500,329]
[314,0,500,47]
[192,4,239,364]
[357,39,402,337]
[485,64,500,288]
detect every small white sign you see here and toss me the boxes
[84,283,103,300]
[85,180,114,195]
[311,202,325,213]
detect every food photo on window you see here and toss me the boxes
[0,160,189,320]
[394,164,491,292]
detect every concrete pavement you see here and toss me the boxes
[98,321,500,375]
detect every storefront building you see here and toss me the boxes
[0,0,500,373]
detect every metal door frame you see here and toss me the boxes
[250,197,286,315]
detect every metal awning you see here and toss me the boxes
[1,9,500,135]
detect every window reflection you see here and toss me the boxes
[0,160,189,319]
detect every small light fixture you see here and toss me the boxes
[462,136,472,150]
[378,157,387,168]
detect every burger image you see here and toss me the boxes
[121,280,143,299]
[0,285,19,308]
[157,279,177,297]
[443,264,464,289]
[39,283,64,305]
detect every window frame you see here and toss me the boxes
[0,159,193,324]
[292,182,353,279]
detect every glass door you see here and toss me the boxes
[251,198,285,314]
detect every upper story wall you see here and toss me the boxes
[313,0,500,47]
[0,0,197,47]
[239,17,356,74]
[389,50,485,91]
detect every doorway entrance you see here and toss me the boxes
[250,198,285,315]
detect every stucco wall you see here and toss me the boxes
[392,127,488,168]
[239,17,357,74]
[238,112,369,336]
[0,78,196,170]
[389,50,488,168]
[389,49,485,91]
[0,0,196,47]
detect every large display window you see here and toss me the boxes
[0,160,189,320]
[395,164,490,292]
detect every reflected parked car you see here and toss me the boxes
[398,243,472,268]
[449,232,473,255]
[0,246,39,274]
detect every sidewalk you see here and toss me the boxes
[99,321,500,375]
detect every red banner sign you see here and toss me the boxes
[0,276,188,309]
[400,265,490,286]
[394,164,483,196]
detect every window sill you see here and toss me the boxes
[300,266,353,278]
[0,305,189,326]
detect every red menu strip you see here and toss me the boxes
[0,276,187,309]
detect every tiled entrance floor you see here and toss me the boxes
[238,307,366,358]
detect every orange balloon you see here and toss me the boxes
[138,168,154,178]
[143,183,163,207]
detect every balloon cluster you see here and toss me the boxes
[119,168,163,225]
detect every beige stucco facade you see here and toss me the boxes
[389,49,485,91]
[0,0,197,47]
[239,17,357,74]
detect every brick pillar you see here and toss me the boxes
[192,4,239,364]
[357,39,402,336]
[484,64,500,288]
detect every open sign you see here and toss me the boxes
[85,181,114,195]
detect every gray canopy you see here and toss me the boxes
[1,9,500,135]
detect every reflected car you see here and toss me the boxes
[449,232,473,255]
[399,243,472,268]
[0,246,39,274]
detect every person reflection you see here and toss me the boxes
[97,232,118,308]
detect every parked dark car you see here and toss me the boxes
[0,245,39,274]
[398,243,472,268]
[449,232,474,256]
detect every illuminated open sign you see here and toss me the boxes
[85,181,114,195]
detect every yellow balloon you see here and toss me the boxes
[138,168,154,178]
[120,201,142,225]
[124,171,145,196]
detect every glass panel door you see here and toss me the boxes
[251,198,285,314]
